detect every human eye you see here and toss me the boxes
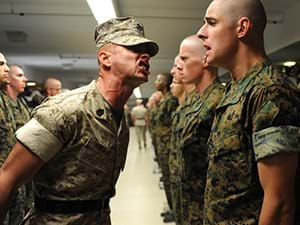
[206,18,217,26]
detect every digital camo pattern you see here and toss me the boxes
[169,88,200,225]
[204,60,300,224]
[148,105,159,160]
[17,81,129,225]
[94,17,158,57]
[21,207,111,225]
[0,90,31,225]
[0,90,16,166]
[180,80,224,225]
[95,17,145,48]
[155,92,178,211]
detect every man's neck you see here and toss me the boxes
[176,93,185,104]
[184,84,196,94]
[160,88,169,97]
[3,86,18,101]
[97,76,133,111]
[196,72,216,96]
[228,46,266,81]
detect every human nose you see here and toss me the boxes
[197,24,207,40]
[176,63,182,71]
[5,64,10,72]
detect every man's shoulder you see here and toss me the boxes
[35,82,98,115]
[254,64,296,89]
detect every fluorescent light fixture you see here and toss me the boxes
[87,0,116,24]
[133,87,142,98]
[283,61,296,67]
[26,81,37,87]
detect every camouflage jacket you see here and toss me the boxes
[204,60,300,225]
[155,92,178,154]
[16,81,129,225]
[169,89,200,183]
[180,80,224,195]
[149,104,160,129]
[0,90,30,166]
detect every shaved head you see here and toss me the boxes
[180,35,207,58]
[212,0,266,34]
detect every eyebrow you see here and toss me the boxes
[204,16,217,23]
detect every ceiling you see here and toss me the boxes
[0,0,299,99]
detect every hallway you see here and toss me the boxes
[110,128,175,225]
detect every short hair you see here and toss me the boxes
[219,0,267,34]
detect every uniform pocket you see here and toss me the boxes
[77,138,113,172]
[210,133,242,160]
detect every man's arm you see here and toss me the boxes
[0,141,44,222]
[258,153,298,225]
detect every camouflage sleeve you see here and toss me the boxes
[16,100,76,162]
[251,85,300,161]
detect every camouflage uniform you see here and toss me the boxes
[169,88,200,225]
[0,90,31,225]
[148,105,159,159]
[16,81,129,225]
[180,80,224,225]
[0,90,17,166]
[204,60,300,224]
[155,92,178,211]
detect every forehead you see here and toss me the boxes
[179,40,202,58]
[0,53,6,62]
[10,66,23,74]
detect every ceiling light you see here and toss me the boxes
[133,87,142,98]
[283,61,296,67]
[86,0,116,24]
[26,81,37,87]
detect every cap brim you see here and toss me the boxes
[111,36,159,57]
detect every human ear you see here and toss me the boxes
[237,17,251,38]
[98,50,112,68]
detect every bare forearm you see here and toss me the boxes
[0,172,15,223]
[259,192,294,225]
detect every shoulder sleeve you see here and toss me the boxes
[250,85,300,160]
[16,100,76,162]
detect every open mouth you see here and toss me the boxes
[138,60,150,76]
[203,43,211,51]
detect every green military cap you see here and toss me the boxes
[94,16,159,57]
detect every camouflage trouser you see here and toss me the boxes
[20,207,111,225]
[170,182,183,225]
[158,152,173,210]
[5,185,27,225]
[181,184,204,225]
[149,133,158,162]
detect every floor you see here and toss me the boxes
[110,127,175,225]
